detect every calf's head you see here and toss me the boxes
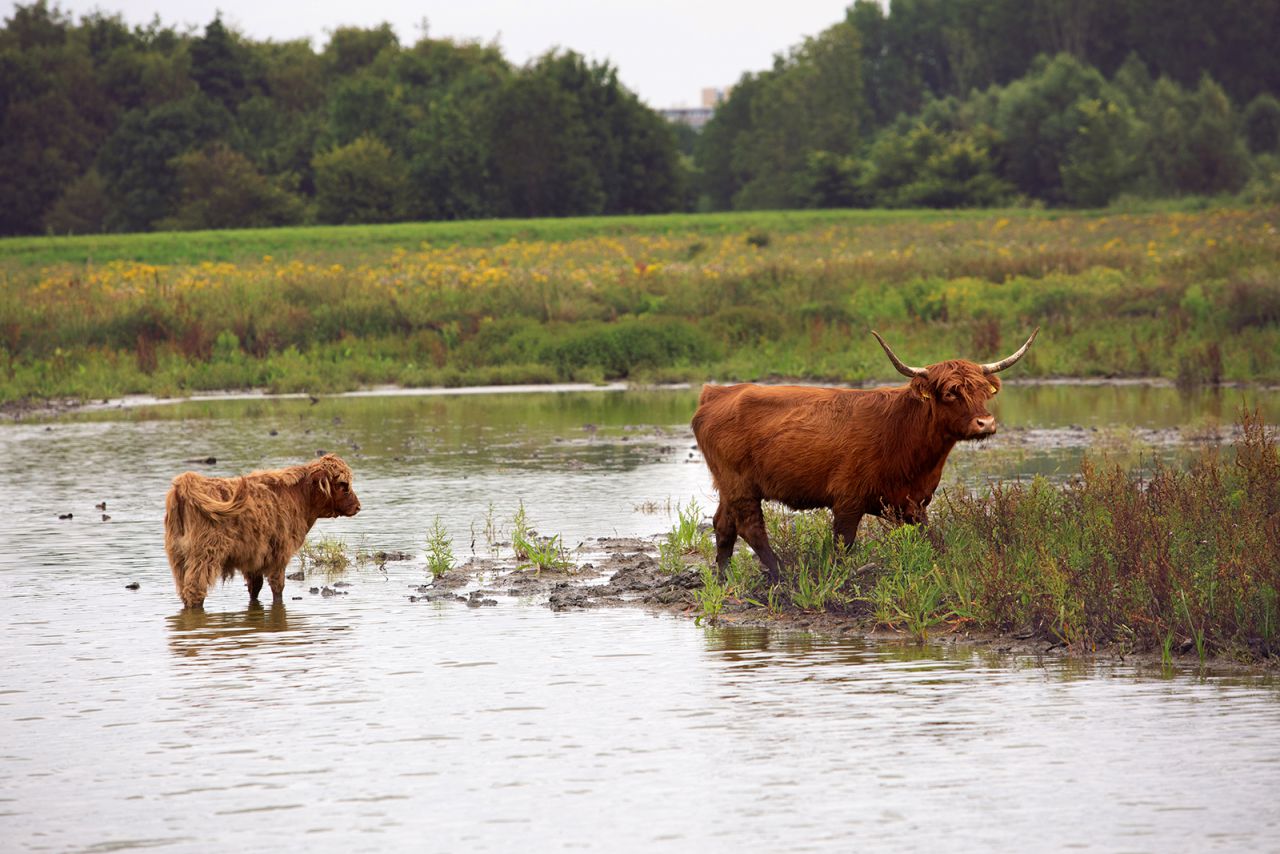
[871,328,1038,441]
[306,454,361,518]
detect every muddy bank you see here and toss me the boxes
[406,536,1275,671]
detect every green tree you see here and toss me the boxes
[994,53,1108,203]
[322,24,398,76]
[312,134,407,224]
[1243,94,1280,154]
[489,58,604,217]
[862,122,1010,207]
[1138,75,1249,196]
[43,167,109,233]
[1061,96,1142,206]
[190,15,251,110]
[726,22,867,209]
[158,143,305,230]
[96,94,231,231]
[0,2,110,234]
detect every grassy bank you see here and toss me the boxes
[674,411,1279,665]
[2,206,1278,402]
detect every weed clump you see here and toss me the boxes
[425,517,455,579]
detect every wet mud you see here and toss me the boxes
[393,535,1274,670]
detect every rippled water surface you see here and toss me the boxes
[3,385,1279,852]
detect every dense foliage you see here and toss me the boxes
[0,2,683,235]
[701,17,1279,211]
[2,0,1278,234]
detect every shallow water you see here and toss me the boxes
[2,385,1279,852]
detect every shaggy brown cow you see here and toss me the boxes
[692,329,1038,583]
[164,454,361,609]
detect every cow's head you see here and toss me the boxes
[871,328,1039,442]
[307,454,361,518]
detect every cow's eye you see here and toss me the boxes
[941,391,955,402]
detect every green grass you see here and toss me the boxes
[0,208,1032,268]
[696,409,1280,663]
[658,500,714,573]
[425,517,456,579]
[298,536,351,574]
[2,205,1279,403]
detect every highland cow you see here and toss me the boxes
[692,329,1038,583]
[164,454,361,609]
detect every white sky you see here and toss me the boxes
[11,0,853,107]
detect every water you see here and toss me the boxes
[3,384,1279,852]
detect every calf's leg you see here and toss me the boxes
[267,562,289,603]
[177,559,210,610]
[245,572,264,602]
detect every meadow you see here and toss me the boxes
[2,205,1279,402]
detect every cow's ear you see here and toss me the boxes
[910,375,932,401]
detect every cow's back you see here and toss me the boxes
[694,384,863,505]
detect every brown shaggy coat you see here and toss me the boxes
[692,331,1036,583]
[164,454,361,609]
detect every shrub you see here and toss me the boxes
[539,317,717,378]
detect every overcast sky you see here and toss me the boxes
[13,1,853,107]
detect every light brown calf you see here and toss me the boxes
[164,454,361,609]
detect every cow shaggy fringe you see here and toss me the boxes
[163,454,361,609]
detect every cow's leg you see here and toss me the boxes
[832,507,864,553]
[713,500,738,573]
[733,499,782,584]
[245,571,264,602]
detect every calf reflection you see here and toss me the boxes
[167,602,316,659]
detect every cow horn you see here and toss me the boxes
[980,328,1040,374]
[870,331,927,378]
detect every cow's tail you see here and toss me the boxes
[167,472,247,529]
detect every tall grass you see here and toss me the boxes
[425,517,455,579]
[702,410,1280,662]
[2,207,1279,402]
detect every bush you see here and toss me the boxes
[157,144,306,231]
[539,317,718,378]
[1243,94,1280,154]
[1225,271,1280,332]
[312,134,407,224]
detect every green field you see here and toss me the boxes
[2,205,1278,403]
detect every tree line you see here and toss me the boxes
[1,2,683,235]
[2,0,1278,236]
[699,0,1280,210]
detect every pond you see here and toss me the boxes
[2,383,1279,851]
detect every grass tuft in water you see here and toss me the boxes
[299,536,350,574]
[425,517,455,579]
[658,500,714,574]
[515,532,572,576]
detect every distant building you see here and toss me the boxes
[659,86,732,130]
